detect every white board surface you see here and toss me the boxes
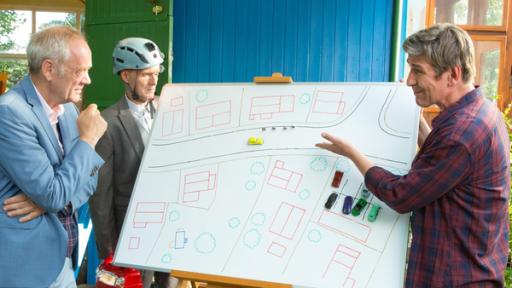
[114,83,420,288]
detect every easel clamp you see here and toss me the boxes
[253,72,293,84]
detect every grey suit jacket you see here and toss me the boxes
[89,97,146,259]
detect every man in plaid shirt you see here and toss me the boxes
[317,23,510,287]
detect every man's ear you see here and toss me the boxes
[450,65,463,83]
[120,70,130,84]
[40,59,55,81]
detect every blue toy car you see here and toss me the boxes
[342,196,353,215]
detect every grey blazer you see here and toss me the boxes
[89,97,145,259]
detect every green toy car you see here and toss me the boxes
[351,198,368,217]
[367,203,381,222]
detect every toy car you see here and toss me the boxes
[324,192,339,209]
[367,203,381,222]
[361,188,371,199]
[248,136,264,145]
[351,198,368,217]
[342,196,353,215]
[331,171,343,188]
[96,255,143,288]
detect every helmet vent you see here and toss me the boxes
[145,42,156,52]
[134,51,149,64]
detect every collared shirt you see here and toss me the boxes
[365,87,510,287]
[33,83,64,153]
[125,95,157,146]
[33,82,77,257]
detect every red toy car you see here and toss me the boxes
[96,255,143,288]
[331,171,344,188]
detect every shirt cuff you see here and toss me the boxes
[364,166,389,198]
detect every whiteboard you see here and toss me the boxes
[114,83,420,288]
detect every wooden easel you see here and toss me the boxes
[172,270,292,288]
[171,73,293,288]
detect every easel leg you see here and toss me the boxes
[177,279,208,288]
[206,284,243,288]
[177,279,190,288]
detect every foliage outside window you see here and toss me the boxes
[435,0,504,26]
[501,104,512,286]
[472,40,501,101]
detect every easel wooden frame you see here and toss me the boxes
[173,270,292,288]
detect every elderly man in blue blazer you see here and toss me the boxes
[0,26,107,287]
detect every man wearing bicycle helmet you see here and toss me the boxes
[89,37,175,288]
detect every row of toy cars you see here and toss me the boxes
[324,171,381,222]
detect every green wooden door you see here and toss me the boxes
[84,0,173,110]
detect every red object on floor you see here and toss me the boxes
[96,255,143,288]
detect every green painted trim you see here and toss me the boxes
[389,0,402,81]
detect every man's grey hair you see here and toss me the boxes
[403,23,475,84]
[26,26,85,76]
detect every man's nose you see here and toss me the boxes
[82,71,91,85]
[406,73,415,87]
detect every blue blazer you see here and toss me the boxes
[0,76,104,287]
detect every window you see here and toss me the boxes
[433,0,506,28]
[471,36,506,101]
[0,10,31,55]
[0,9,84,89]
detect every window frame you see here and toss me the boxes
[426,0,509,31]
[470,34,507,102]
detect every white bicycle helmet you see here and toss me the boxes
[112,37,165,74]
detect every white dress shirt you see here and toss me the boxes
[125,95,157,146]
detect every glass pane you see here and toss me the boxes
[36,12,77,31]
[473,40,500,100]
[435,0,504,26]
[0,59,28,90]
[0,10,32,54]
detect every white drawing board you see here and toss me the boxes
[114,82,420,288]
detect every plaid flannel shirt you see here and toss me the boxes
[365,87,510,287]
[57,203,77,257]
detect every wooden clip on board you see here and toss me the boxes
[253,72,293,84]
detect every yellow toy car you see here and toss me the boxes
[248,137,264,145]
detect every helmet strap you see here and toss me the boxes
[124,70,144,103]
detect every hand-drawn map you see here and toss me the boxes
[114,83,420,288]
